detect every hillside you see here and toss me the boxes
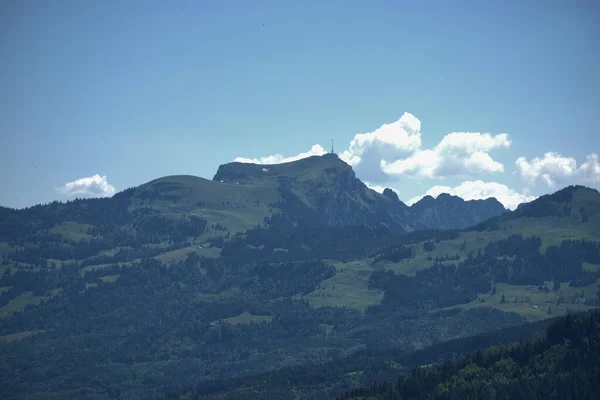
[212,154,507,231]
[0,158,599,399]
[294,185,600,322]
[102,154,506,234]
[176,315,558,399]
[340,310,600,400]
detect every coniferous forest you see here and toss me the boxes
[0,179,599,399]
[340,310,600,400]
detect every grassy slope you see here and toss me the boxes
[130,175,278,234]
[303,260,383,312]
[2,182,599,320]
[302,188,600,318]
[220,311,273,325]
[0,288,62,318]
[446,280,600,322]
[49,221,94,241]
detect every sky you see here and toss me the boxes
[1,0,599,210]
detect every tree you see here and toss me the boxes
[553,280,561,291]
[500,294,506,304]
[423,241,435,252]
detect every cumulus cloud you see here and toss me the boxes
[339,112,422,181]
[235,112,511,182]
[234,144,327,165]
[57,174,116,198]
[579,153,600,183]
[405,180,536,210]
[515,152,600,187]
[381,132,510,180]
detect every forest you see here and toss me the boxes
[0,186,599,399]
[340,310,600,400]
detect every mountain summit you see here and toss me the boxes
[213,153,350,184]
[212,154,410,230]
[6,155,508,234]
[208,154,506,231]
[410,192,506,231]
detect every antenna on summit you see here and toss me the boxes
[331,139,335,155]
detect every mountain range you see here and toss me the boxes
[109,154,507,233]
[1,155,599,400]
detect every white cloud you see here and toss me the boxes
[234,112,513,182]
[57,174,116,198]
[339,112,422,181]
[515,152,600,187]
[405,180,536,210]
[381,132,510,180]
[576,153,600,183]
[234,144,327,165]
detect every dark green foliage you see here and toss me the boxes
[369,235,600,313]
[0,229,537,400]
[221,227,458,265]
[242,261,335,297]
[423,241,435,252]
[1,229,598,398]
[373,246,415,263]
[369,262,491,310]
[172,312,550,400]
[341,310,600,399]
[0,255,354,399]
[0,181,599,399]
[0,196,131,245]
[221,226,401,264]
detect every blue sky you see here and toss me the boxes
[1,0,598,209]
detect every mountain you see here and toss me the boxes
[176,315,559,399]
[410,193,506,230]
[213,154,507,230]
[473,185,600,233]
[114,154,506,233]
[341,310,600,400]
[1,158,599,400]
[214,153,412,231]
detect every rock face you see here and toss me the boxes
[409,193,507,230]
[214,154,410,230]
[212,154,507,231]
[383,188,400,203]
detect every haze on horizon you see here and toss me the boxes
[1,0,598,210]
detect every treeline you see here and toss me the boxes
[370,235,600,312]
[6,213,207,268]
[0,241,527,400]
[369,263,491,311]
[221,226,402,264]
[0,253,360,399]
[340,310,600,400]
[221,227,459,265]
[471,185,597,231]
[0,196,132,244]
[168,312,554,400]
[373,246,415,263]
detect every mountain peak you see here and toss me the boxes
[382,188,400,203]
[508,184,600,220]
[212,154,350,184]
[409,193,506,230]
[118,154,510,232]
